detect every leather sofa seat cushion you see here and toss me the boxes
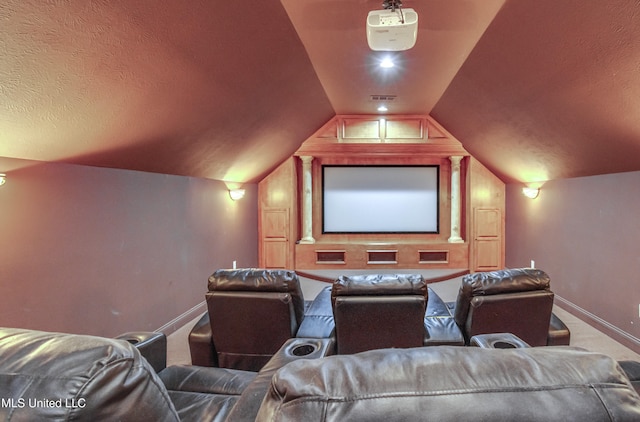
[295,286,335,339]
[423,287,464,346]
[159,365,256,421]
[256,346,640,421]
[159,365,256,395]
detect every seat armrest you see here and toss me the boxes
[449,302,570,347]
[618,360,640,395]
[226,338,333,422]
[424,317,464,346]
[470,333,531,348]
[188,312,218,367]
[547,312,571,346]
[115,331,167,372]
[158,364,257,395]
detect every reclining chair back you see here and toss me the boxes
[256,346,640,421]
[0,328,179,421]
[453,268,554,346]
[331,274,427,354]
[206,268,305,371]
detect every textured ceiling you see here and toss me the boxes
[1,0,639,184]
[431,0,640,183]
[0,0,334,183]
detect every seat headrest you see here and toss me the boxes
[461,268,551,296]
[0,327,178,421]
[208,268,301,293]
[331,274,427,299]
[256,346,640,421]
[453,268,552,328]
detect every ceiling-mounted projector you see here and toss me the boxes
[366,8,418,51]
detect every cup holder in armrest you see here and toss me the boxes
[283,338,334,360]
[292,343,317,356]
[492,341,517,349]
[223,337,334,422]
[470,333,530,349]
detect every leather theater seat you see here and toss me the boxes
[256,345,640,421]
[423,285,465,346]
[330,273,429,354]
[0,327,257,422]
[188,268,308,371]
[3,326,638,421]
[295,285,335,339]
[295,274,465,351]
[449,268,571,346]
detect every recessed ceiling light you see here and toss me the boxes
[377,105,388,112]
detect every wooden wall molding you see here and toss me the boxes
[258,115,506,272]
[295,242,469,270]
[295,115,468,157]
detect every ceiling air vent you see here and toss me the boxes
[370,95,397,102]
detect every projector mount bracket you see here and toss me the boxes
[382,0,403,12]
[381,1,405,23]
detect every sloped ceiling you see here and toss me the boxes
[1,0,639,184]
[0,0,334,183]
[280,0,505,115]
[431,0,640,183]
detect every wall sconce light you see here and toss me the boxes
[522,186,540,199]
[0,173,6,186]
[229,188,246,201]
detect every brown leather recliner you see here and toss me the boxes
[331,273,428,354]
[296,278,464,348]
[0,327,257,422]
[255,345,640,421]
[451,268,570,346]
[189,268,307,371]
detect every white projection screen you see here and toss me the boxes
[322,165,439,233]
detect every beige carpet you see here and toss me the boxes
[167,275,640,366]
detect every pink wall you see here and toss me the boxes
[505,171,640,352]
[0,157,258,337]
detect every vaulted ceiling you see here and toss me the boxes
[1,0,639,184]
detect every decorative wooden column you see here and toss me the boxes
[448,155,464,243]
[299,156,315,243]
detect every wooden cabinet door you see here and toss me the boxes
[263,240,288,269]
[473,208,503,271]
[260,208,289,269]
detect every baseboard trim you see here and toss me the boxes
[156,301,206,336]
[555,295,640,353]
